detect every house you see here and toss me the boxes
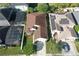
[10,3,28,11]
[72,11,79,25]
[74,7,79,11]
[26,13,47,41]
[0,13,10,26]
[26,13,48,55]
[64,7,79,12]
[49,13,77,41]
[49,14,62,37]
[0,8,25,47]
[0,8,17,25]
[0,26,23,45]
[71,11,79,36]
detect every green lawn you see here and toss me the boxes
[75,39,79,52]
[0,46,23,56]
[22,35,36,55]
[0,35,36,56]
[46,39,62,55]
[74,25,79,32]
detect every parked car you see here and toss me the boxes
[62,42,70,52]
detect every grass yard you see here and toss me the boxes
[0,35,36,56]
[75,39,79,52]
[22,35,36,55]
[46,39,62,55]
[0,46,23,56]
[74,25,79,32]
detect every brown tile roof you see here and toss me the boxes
[26,13,47,39]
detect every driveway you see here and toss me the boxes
[36,38,47,56]
[62,39,78,56]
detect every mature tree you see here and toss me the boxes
[28,7,34,13]
[48,3,79,13]
[33,7,37,12]
[28,3,37,8]
[50,3,70,8]
[50,5,58,13]
[28,3,79,13]
[36,3,49,13]
[49,3,79,8]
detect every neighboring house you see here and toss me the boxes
[49,13,77,41]
[64,7,79,12]
[74,7,79,11]
[0,8,25,47]
[0,13,10,26]
[71,11,79,36]
[49,14,61,37]
[72,11,79,25]
[26,13,48,42]
[10,3,28,11]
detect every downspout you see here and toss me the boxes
[20,24,25,50]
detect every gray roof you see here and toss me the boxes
[50,18,56,30]
[0,8,25,26]
[56,23,63,31]
[0,8,17,26]
[0,13,6,20]
[60,18,69,24]
[0,8,13,20]
[72,11,79,24]
[0,26,10,44]
[14,11,25,24]
[50,15,62,31]
[5,26,23,45]
[0,8,25,45]
[50,15,56,20]
[0,38,2,43]
[0,13,10,26]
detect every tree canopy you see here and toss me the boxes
[28,3,79,13]
[28,7,34,13]
[36,4,49,13]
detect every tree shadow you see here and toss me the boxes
[28,3,38,8]
[46,14,52,42]
[23,35,27,47]
[33,44,37,53]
